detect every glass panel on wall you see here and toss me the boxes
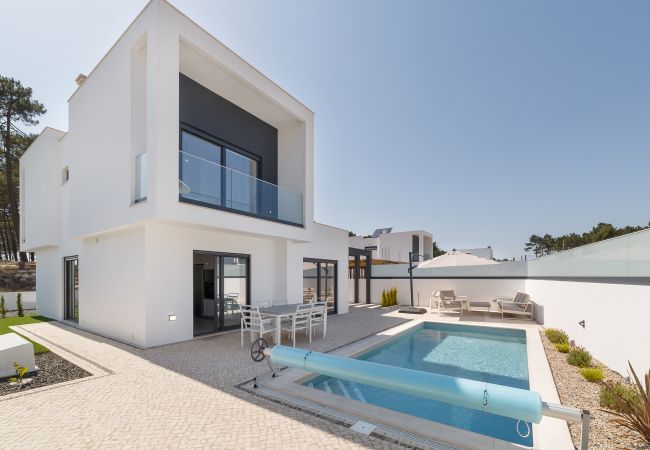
[222,256,248,329]
[303,259,337,314]
[193,253,219,336]
[64,257,79,322]
[225,149,258,214]
[322,262,336,313]
[193,252,249,336]
[180,131,222,205]
[302,261,318,304]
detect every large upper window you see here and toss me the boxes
[179,130,259,212]
[179,129,303,226]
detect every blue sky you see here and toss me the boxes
[3,0,649,258]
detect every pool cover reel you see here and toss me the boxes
[268,345,543,424]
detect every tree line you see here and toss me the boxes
[524,221,650,257]
[0,75,45,266]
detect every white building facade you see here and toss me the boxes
[349,228,433,263]
[20,0,348,348]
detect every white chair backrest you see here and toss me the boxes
[295,303,313,318]
[311,301,327,316]
[240,305,262,330]
[439,290,455,301]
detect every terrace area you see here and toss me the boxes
[0,304,571,449]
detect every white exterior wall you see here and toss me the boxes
[20,128,64,250]
[524,279,649,376]
[371,278,526,308]
[288,223,350,315]
[143,222,285,346]
[0,292,37,311]
[20,0,348,348]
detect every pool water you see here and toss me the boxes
[305,322,532,446]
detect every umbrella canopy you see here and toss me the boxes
[418,251,499,268]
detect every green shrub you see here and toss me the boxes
[580,366,604,382]
[555,342,571,353]
[0,295,5,319]
[16,293,24,317]
[390,287,398,306]
[600,382,640,411]
[567,347,592,368]
[380,290,387,307]
[545,328,569,344]
[602,363,650,443]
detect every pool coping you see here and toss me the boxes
[258,318,574,450]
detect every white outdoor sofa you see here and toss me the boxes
[497,291,534,319]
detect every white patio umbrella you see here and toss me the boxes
[417,251,499,268]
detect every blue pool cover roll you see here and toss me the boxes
[269,345,543,424]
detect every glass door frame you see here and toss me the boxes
[193,250,251,335]
[63,256,79,322]
[303,258,338,315]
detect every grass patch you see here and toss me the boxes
[0,315,52,354]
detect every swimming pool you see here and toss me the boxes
[304,322,532,446]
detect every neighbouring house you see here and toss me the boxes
[19,0,349,348]
[454,246,494,260]
[349,228,433,263]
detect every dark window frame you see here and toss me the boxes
[178,126,303,228]
[303,257,338,315]
[193,250,251,335]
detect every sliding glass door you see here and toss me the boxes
[64,256,79,322]
[193,251,249,336]
[303,258,337,315]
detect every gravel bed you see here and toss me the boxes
[0,351,90,396]
[541,331,648,449]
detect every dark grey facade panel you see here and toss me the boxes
[179,73,278,184]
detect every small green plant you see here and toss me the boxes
[545,328,569,344]
[390,287,398,306]
[555,342,571,353]
[16,293,24,317]
[600,382,640,411]
[602,363,650,443]
[380,290,388,307]
[580,366,605,382]
[567,347,593,368]
[0,295,5,319]
[9,362,29,387]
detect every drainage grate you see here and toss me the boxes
[247,385,461,450]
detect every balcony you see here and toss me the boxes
[178,151,303,226]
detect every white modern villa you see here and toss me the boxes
[8,2,650,449]
[19,0,349,348]
[349,228,434,263]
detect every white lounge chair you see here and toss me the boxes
[282,303,313,347]
[497,291,534,319]
[240,305,276,347]
[431,290,465,315]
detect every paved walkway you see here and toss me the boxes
[0,306,408,450]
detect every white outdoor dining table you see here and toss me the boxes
[258,304,299,345]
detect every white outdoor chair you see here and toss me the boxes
[240,305,275,347]
[310,301,328,338]
[282,303,313,347]
[431,290,464,315]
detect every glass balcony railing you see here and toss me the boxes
[179,151,303,226]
